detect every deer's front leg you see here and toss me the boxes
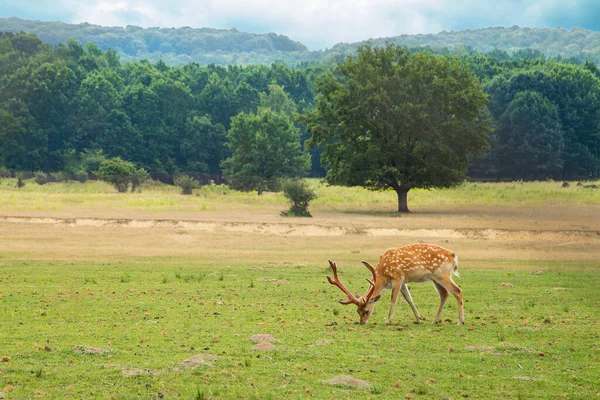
[386,279,403,324]
[400,283,423,323]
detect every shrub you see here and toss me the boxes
[130,168,149,192]
[16,177,25,189]
[52,171,69,182]
[97,157,136,193]
[281,179,317,217]
[71,170,88,183]
[0,167,11,178]
[174,175,200,195]
[34,171,48,185]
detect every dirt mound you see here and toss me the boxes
[323,375,372,389]
[249,334,278,351]
[248,334,278,344]
[175,354,217,370]
[252,342,277,351]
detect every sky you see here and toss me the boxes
[1,0,599,50]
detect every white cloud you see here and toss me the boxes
[63,0,464,49]
[3,0,593,49]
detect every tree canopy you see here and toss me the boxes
[302,44,491,212]
[0,31,599,189]
[221,104,310,193]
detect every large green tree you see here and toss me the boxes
[221,108,310,193]
[302,44,490,212]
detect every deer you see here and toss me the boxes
[326,243,464,326]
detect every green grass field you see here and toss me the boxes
[1,179,599,399]
[1,178,599,214]
[1,260,598,399]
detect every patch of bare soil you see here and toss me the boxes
[174,354,217,370]
[1,216,598,243]
[252,342,277,351]
[323,375,372,389]
[249,334,278,351]
[248,334,278,344]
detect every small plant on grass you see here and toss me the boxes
[175,175,200,195]
[280,179,316,217]
[16,176,25,189]
[194,387,213,400]
[34,171,48,185]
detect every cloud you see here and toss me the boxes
[1,0,598,49]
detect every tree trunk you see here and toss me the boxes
[396,187,410,213]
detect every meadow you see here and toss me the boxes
[1,178,599,399]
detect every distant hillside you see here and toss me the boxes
[0,17,317,65]
[2,18,600,65]
[330,26,600,63]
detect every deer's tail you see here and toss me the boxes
[451,254,460,279]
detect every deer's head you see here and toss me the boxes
[326,260,381,325]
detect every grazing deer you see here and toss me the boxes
[327,243,464,325]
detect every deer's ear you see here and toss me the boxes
[369,294,381,303]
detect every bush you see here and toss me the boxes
[34,171,48,185]
[97,157,137,193]
[71,170,88,183]
[52,171,69,182]
[174,175,200,195]
[281,179,317,217]
[130,168,149,192]
[0,167,11,178]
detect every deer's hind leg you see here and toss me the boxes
[432,281,448,324]
[432,277,464,325]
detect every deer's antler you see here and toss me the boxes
[361,260,377,302]
[327,260,359,305]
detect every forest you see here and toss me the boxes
[4,18,600,66]
[0,31,599,184]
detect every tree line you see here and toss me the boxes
[0,32,598,197]
[5,19,600,66]
[0,17,317,66]
[0,32,323,179]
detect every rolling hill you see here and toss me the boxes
[1,17,600,65]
